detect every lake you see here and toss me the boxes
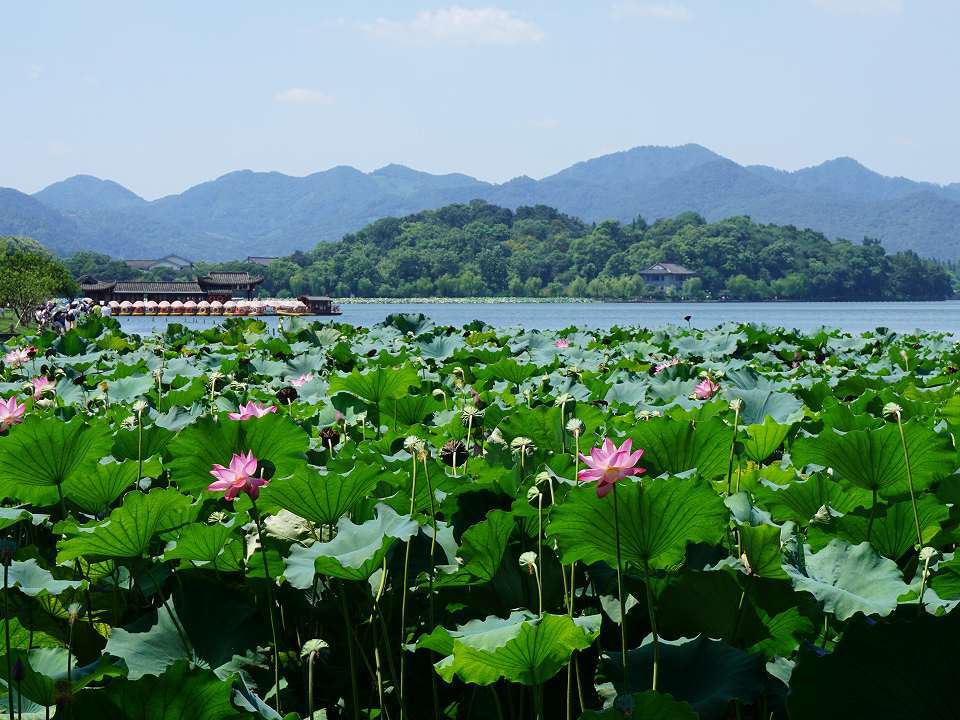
[114,300,960,334]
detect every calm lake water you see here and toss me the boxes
[115,300,960,335]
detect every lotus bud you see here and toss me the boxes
[565,418,584,437]
[518,551,538,575]
[883,402,902,419]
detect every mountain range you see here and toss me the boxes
[3,144,960,261]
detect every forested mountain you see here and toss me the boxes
[5,144,960,260]
[69,201,954,301]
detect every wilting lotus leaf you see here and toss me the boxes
[742,416,791,463]
[425,611,600,686]
[262,462,379,527]
[0,416,112,505]
[627,415,729,479]
[284,503,418,585]
[71,661,246,720]
[580,691,697,719]
[788,613,960,719]
[784,539,909,620]
[58,488,197,561]
[546,478,728,571]
[167,413,308,493]
[791,422,954,497]
[63,457,162,514]
[602,636,765,720]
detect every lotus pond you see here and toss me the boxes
[0,313,959,719]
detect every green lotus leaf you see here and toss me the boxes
[791,422,954,497]
[742,417,791,463]
[726,387,804,425]
[498,406,564,453]
[63,457,162,514]
[475,358,538,387]
[0,507,47,532]
[7,559,85,597]
[105,374,155,403]
[162,517,246,572]
[112,425,175,463]
[0,648,121,707]
[580,691,697,719]
[739,523,788,579]
[328,364,420,404]
[71,661,246,719]
[784,539,909,620]
[385,393,443,426]
[434,509,514,587]
[807,494,948,560]
[0,416,112,505]
[788,614,960,719]
[284,503,418,585]
[167,413,309,493]
[432,612,600,686]
[627,415,729,479]
[546,478,728,571]
[753,473,873,526]
[602,636,765,720]
[104,604,194,680]
[58,488,197,562]
[261,462,379,527]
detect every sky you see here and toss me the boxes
[2,0,957,199]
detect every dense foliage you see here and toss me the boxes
[0,314,959,718]
[202,203,953,301]
[65,203,956,301]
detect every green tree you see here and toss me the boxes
[0,245,78,326]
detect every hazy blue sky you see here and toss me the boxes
[2,0,956,198]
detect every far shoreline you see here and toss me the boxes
[333,296,959,305]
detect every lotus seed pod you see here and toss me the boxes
[518,551,538,574]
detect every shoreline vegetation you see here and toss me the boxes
[333,296,960,304]
[61,201,957,303]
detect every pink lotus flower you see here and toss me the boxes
[228,401,278,421]
[0,397,26,431]
[290,373,314,388]
[555,339,570,349]
[30,376,54,399]
[654,357,680,374]
[208,450,267,501]
[577,438,645,498]
[3,348,30,368]
[693,378,719,400]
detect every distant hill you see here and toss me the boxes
[4,144,960,260]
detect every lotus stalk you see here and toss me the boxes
[726,399,742,496]
[1,541,13,720]
[885,404,923,549]
[398,437,420,720]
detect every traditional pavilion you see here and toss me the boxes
[79,271,264,303]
